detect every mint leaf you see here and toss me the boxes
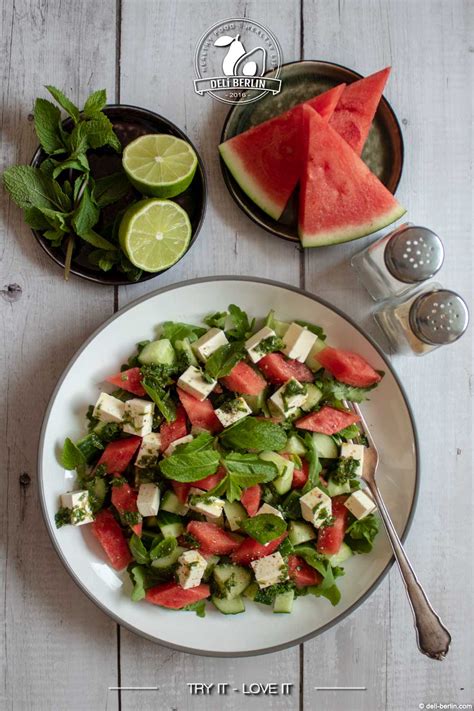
[204,311,227,329]
[161,321,206,345]
[174,432,215,453]
[60,437,86,470]
[129,534,149,565]
[69,121,89,155]
[45,85,80,123]
[88,249,120,272]
[220,417,287,452]
[34,98,65,154]
[345,514,379,553]
[23,206,51,230]
[3,165,71,211]
[227,304,255,340]
[92,172,131,208]
[43,228,64,247]
[52,154,89,180]
[141,381,176,423]
[317,376,376,404]
[71,185,99,236]
[80,229,117,251]
[241,513,286,544]
[83,112,121,151]
[221,453,278,502]
[160,450,220,482]
[82,89,107,118]
[205,341,245,379]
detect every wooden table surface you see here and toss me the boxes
[1,1,472,709]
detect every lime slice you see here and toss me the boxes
[122,134,198,198]
[119,199,192,272]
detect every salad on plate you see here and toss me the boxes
[56,305,383,617]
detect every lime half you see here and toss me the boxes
[122,134,198,198]
[119,199,192,272]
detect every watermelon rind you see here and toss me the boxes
[299,202,406,248]
[219,141,283,220]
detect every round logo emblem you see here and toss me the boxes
[194,18,283,105]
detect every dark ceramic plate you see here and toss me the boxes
[30,105,207,285]
[220,60,404,243]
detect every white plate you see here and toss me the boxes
[39,277,419,656]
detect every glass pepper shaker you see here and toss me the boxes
[374,284,469,355]
[351,224,445,301]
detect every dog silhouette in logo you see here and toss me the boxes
[214,34,267,78]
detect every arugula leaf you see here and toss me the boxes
[129,565,147,601]
[205,341,245,379]
[301,432,322,494]
[345,514,379,553]
[204,311,227,329]
[129,534,150,565]
[335,423,362,441]
[295,320,326,340]
[226,304,255,340]
[280,489,303,520]
[182,599,207,617]
[150,536,177,561]
[34,98,65,154]
[60,437,86,470]
[307,583,341,606]
[3,166,71,212]
[220,417,287,452]
[142,381,176,423]
[241,513,286,544]
[160,451,220,482]
[317,376,375,404]
[161,321,206,345]
[82,89,107,118]
[45,85,80,123]
[92,172,131,208]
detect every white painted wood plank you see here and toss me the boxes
[0,1,119,709]
[118,2,301,708]
[302,1,473,709]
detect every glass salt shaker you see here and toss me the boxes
[351,224,444,301]
[374,283,469,356]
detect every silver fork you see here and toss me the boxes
[344,400,452,660]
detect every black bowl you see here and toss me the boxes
[220,60,404,243]
[30,105,207,285]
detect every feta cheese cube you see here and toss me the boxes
[137,483,160,517]
[245,326,277,363]
[163,434,193,457]
[122,398,154,437]
[339,443,365,477]
[251,552,288,589]
[135,433,162,468]
[193,328,228,362]
[93,392,125,424]
[256,503,284,520]
[344,489,376,520]
[177,549,208,589]
[177,365,216,401]
[282,322,318,362]
[60,490,94,526]
[268,378,308,417]
[299,486,333,529]
[188,487,225,520]
[214,397,252,428]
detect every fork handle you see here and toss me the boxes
[367,481,451,660]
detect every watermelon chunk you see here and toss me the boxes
[220,361,267,395]
[177,387,222,433]
[240,484,262,516]
[111,480,142,536]
[329,67,391,155]
[296,406,360,435]
[91,509,132,570]
[159,405,188,452]
[105,367,145,396]
[145,582,210,609]
[187,521,241,556]
[96,437,141,474]
[288,554,322,588]
[258,353,314,384]
[194,467,226,491]
[231,532,287,566]
[171,481,191,504]
[298,105,405,247]
[306,83,346,121]
[317,346,382,387]
[317,495,350,555]
[291,460,309,489]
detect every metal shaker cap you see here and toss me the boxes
[409,289,469,345]
[384,225,444,284]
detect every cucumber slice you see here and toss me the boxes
[212,595,245,614]
[144,515,161,529]
[139,338,176,366]
[273,589,295,614]
[213,563,252,600]
[328,542,353,566]
[243,581,259,600]
[159,520,185,538]
[223,501,247,531]
[327,479,352,497]
[175,337,199,367]
[288,520,316,545]
[260,452,295,495]
[242,391,266,413]
[161,490,188,516]
[284,434,307,456]
[203,554,220,581]
[305,339,326,372]
[150,545,184,569]
[301,383,323,411]
[313,433,339,459]
[264,310,290,337]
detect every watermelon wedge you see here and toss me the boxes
[299,105,405,247]
[218,85,344,220]
[329,67,391,155]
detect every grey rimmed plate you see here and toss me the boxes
[39,277,418,656]
[220,61,404,243]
